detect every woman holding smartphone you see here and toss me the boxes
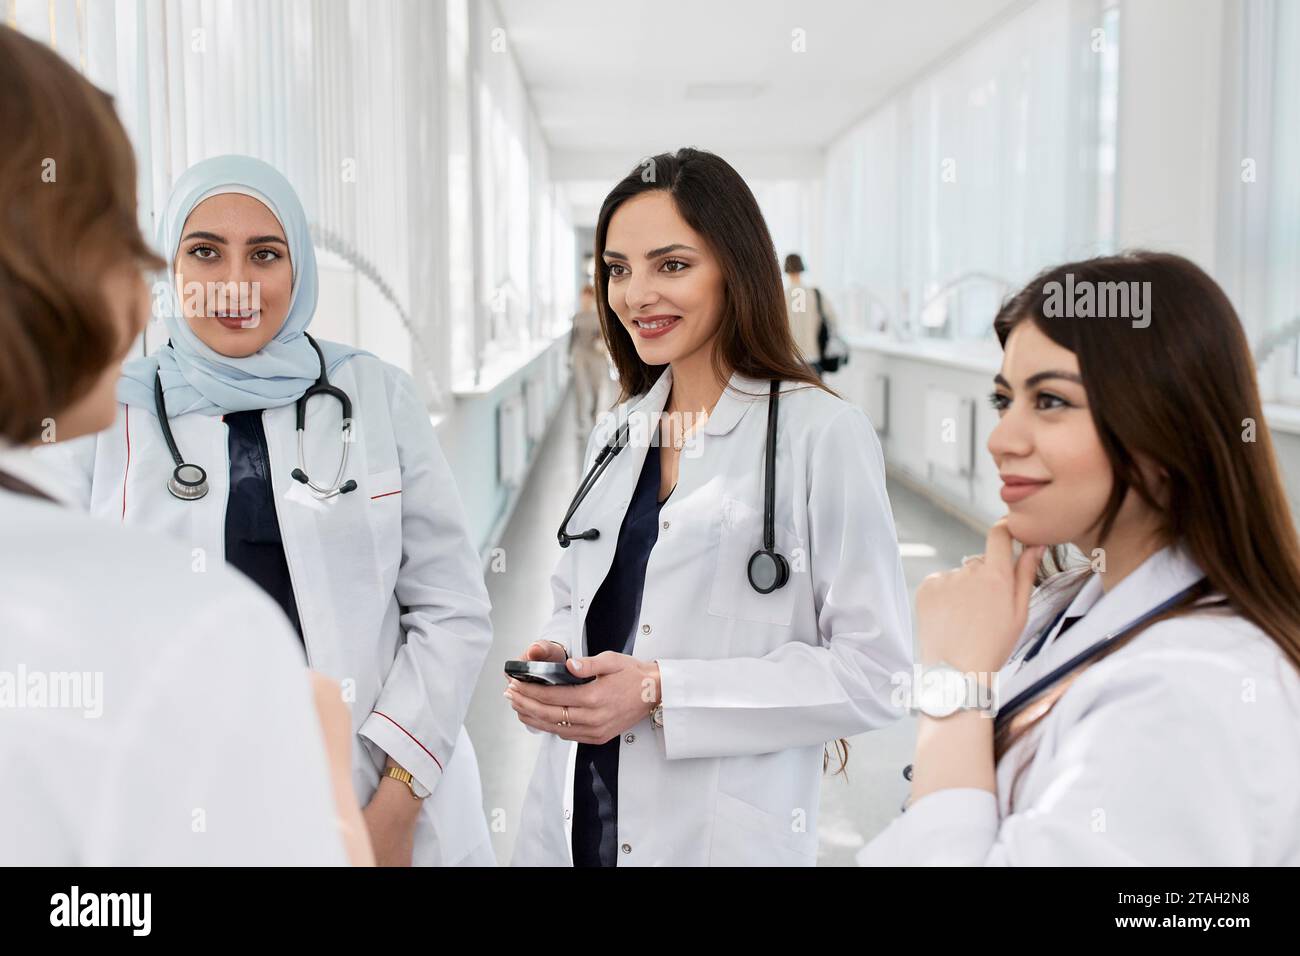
[507,148,913,867]
[861,252,1300,865]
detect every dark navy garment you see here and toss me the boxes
[1021,612,1083,663]
[224,409,304,645]
[571,445,672,867]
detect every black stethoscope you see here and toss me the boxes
[557,379,789,595]
[154,333,358,502]
[899,575,1211,799]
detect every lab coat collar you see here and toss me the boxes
[702,371,773,437]
[0,440,75,506]
[623,367,770,438]
[1008,542,1207,688]
[626,366,674,420]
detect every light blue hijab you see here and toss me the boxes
[118,155,368,416]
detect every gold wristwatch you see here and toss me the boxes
[383,765,423,799]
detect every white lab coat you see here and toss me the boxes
[37,353,495,866]
[0,444,347,865]
[512,368,913,866]
[859,544,1300,865]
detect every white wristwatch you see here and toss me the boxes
[911,663,990,718]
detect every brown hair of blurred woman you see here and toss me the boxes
[0,25,162,445]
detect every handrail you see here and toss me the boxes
[311,224,442,401]
[1254,316,1300,369]
[916,270,1014,338]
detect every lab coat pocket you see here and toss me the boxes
[707,495,796,626]
[712,790,817,866]
[365,466,404,576]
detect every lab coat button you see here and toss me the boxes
[564,809,571,821]
[641,624,651,635]
[662,520,670,530]
[578,598,585,608]
[621,843,631,855]
[624,733,635,744]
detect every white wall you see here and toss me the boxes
[834,343,1006,529]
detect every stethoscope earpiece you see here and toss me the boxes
[558,528,600,548]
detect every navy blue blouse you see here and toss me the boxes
[223,410,305,645]
[571,444,671,867]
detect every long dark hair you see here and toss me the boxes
[592,147,831,405]
[594,148,848,772]
[991,251,1300,797]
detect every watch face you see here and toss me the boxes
[916,665,969,718]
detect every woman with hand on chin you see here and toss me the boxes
[39,155,494,867]
[861,252,1300,866]
[508,148,912,867]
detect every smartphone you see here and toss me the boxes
[504,659,594,686]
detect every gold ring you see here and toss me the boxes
[558,706,571,728]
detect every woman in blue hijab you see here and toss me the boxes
[42,155,496,867]
[117,155,364,414]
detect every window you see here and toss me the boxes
[1217,0,1300,405]
[10,0,570,408]
[447,0,475,387]
[821,0,1119,343]
[1267,0,1300,403]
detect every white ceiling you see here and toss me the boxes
[498,0,1025,204]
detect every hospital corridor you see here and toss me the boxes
[4,0,1300,912]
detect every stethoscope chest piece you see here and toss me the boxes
[747,548,789,594]
[167,462,209,501]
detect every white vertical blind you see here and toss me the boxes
[1216,0,1300,404]
[446,0,475,385]
[1269,0,1300,400]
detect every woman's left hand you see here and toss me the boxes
[362,775,420,867]
[506,652,661,745]
[914,518,1045,675]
